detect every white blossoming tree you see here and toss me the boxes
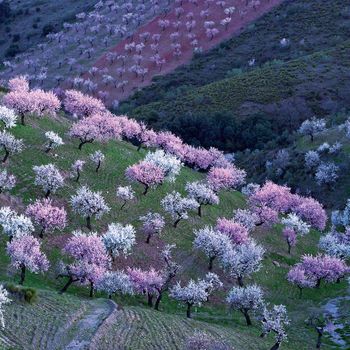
[96,271,134,299]
[193,226,232,270]
[0,285,10,328]
[44,131,64,153]
[0,207,34,240]
[71,186,110,230]
[102,223,135,259]
[298,117,326,142]
[90,150,105,173]
[33,164,64,197]
[185,181,219,217]
[116,185,135,210]
[0,130,24,163]
[161,191,199,228]
[0,170,16,194]
[0,106,17,129]
[139,212,165,243]
[226,284,264,326]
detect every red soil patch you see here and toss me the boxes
[87,0,285,105]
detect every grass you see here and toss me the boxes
[0,114,348,349]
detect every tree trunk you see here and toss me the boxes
[142,185,149,195]
[186,303,192,318]
[76,170,80,182]
[287,242,291,254]
[2,150,9,163]
[86,216,92,230]
[60,276,74,294]
[299,287,303,299]
[45,189,51,198]
[198,205,202,217]
[21,113,25,126]
[310,134,314,142]
[96,161,101,173]
[243,310,252,326]
[120,200,126,210]
[270,341,281,350]
[173,218,181,228]
[208,256,215,271]
[146,234,151,244]
[316,279,321,288]
[154,292,162,311]
[19,265,26,285]
[237,276,244,287]
[39,227,45,239]
[89,281,94,298]
[316,329,323,349]
[147,293,154,307]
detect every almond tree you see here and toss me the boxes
[90,150,105,172]
[161,191,199,228]
[193,226,232,270]
[207,166,246,192]
[0,131,24,163]
[216,218,249,245]
[33,164,64,198]
[26,198,67,238]
[102,223,135,260]
[0,106,17,129]
[71,160,85,182]
[70,186,110,230]
[185,181,219,217]
[59,231,110,297]
[116,185,135,210]
[0,285,10,328]
[126,160,165,195]
[260,305,290,350]
[139,212,165,244]
[170,273,222,318]
[7,235,49,284]
[0,170,16,194]
[0,207,34,241]
[298,117,326,142]
[96,271,134,299]
[220,240,265,286]
[319,228,350,259]
[44,131,64,153]
[287,265,317,298]
[226,284,264,326]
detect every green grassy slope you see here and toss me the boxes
[0,115,348,349]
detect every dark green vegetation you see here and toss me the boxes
[0,0,96,60]
[0,114,348,349]
[120,0,350,152]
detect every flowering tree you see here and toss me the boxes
[116,185,135,210]
[193,226,232,270]
[144,150,182,183]
[304,150,320,170]
[70,186,110,230]
[216,218,249,245]
[161,191,199,228]
[102,223,135,260]
[0,207,34,240]
[96,271,133,299]
[226,284,264,326]
[44,131,64,153]
[298,117,326,142]
[90,150,105,172]
[319,228,350,259]
[185,181,219,217]
[315,162,339,188]
[0,170,16,194]
[33,164,64,197]
[0,130,24,163]
[26,198,67,238]
[139,212,165,243]
[288,254,348,289]
[59,231,110,296]
[207,166,246,192]
[287,265,317,298]
[8,76,29,93]
[7,235,49,284]
[71,160,85,182]
[125,160,165,195]
[64,90,105,118]
[0,106,17,129]
[0,285,10,328]
[170,273,222,318]
[220,240,265,286]
[233,209,259,231]
[154,244,180,310]
[260,305,290,350]
[29,89,61,118]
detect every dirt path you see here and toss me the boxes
[61,299,117,350]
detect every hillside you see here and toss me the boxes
[128,42,350,152]
[0,108,348,349]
